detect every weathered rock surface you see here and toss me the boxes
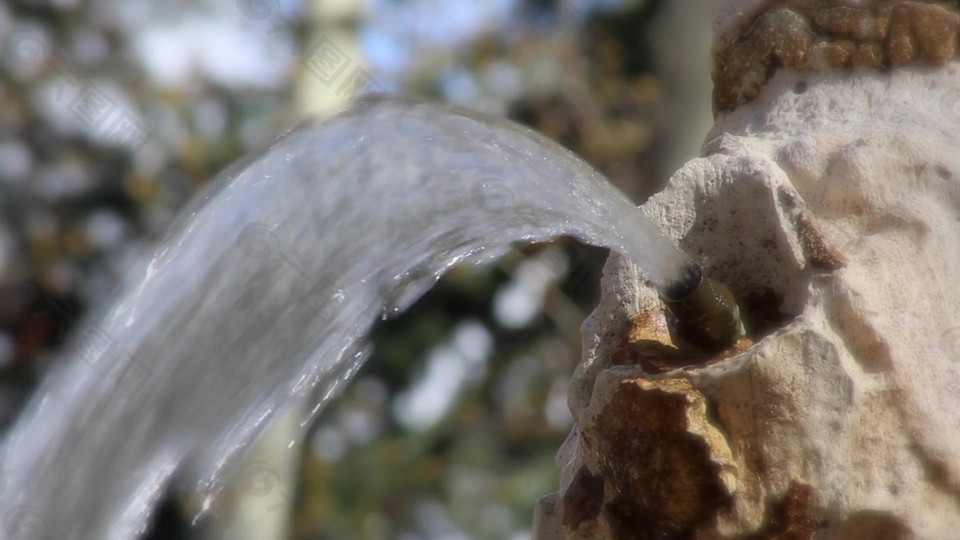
[535,3,960,538]
[713,1,960,113]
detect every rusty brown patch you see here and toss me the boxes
[713,7,814,115]
[613,310,754,373]
[713,1,960,113]
[593,378,732,538]
[624,309,671,344]
[561,465,605,531]
[795,210,848,271]
[853,42,883,66]
[776,187,847,271]
[747,482,823,539]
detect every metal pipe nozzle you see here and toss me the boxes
[658,262,746,353]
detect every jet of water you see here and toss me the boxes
[0,95,691,539]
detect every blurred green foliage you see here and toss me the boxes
[0,0,669,538]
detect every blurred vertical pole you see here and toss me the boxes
[217,1,363,539]
[295,0,364,116]
[649,0,713,174]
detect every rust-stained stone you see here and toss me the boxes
[852,43,883,67]
[772,8,815,68]
[713,1,960,113]
[806,40,854,70]
[592,377,734,538]
[912,3,959,64]
[887,4,917,67]
[794,210,847,271]
[777,187,848,272]
[624,309,671,344]
[611,309,753,373]
[873,5,894,43]
[539,46,960,536]
[713,8,813,114]
[745,482,823,540]
[812,7,866,38]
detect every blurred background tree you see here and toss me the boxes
[0,0,710,538]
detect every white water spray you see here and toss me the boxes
[0,96,692,539]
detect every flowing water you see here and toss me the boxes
[0,95,690,539]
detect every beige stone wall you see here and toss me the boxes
[535,1,960,538]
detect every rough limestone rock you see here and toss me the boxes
[534,1,960,538]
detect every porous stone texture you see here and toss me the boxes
[535,17,960,540]
[713,1,960,113]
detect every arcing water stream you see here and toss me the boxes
[0,96,691,539]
